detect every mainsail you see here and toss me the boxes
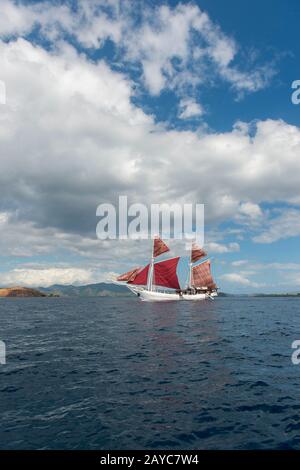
[117,267,141,282]
[153,257,180,290]
[153,237,170,258]
[192,260,216,288]
[191,243,207,263]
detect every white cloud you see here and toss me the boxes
[74,2,123,48]
[232,260,248,267]
[0,2,298,289]
[206,242,240,253]
[0,267,95,287]
[0,212,9,224]
[266,263,300,271]
[123,3,275,97]
[0,0,75,39]
[283,273,300,287]
[253,209,300,243]
[0,37,299,255]
[0,1,276,102]
[179,98,204,119]
[0,0,35,37]
[221,272,260,288]
[239,202,263,219]
[241,262,300,271]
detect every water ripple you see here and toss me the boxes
[0,296,300,449]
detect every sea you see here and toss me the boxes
[0,296,300,450]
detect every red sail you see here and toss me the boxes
[153,237,170,258]
[191,243,207,263]
[117,267,141,282]
[192,260,215,288]
[128,264,149,285]
[153,257,180,290]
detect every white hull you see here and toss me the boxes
[111,278,218,302]
[138,289,209,302]
[210,291,218,297]
[111,280,143,295]
[127,285,144,295]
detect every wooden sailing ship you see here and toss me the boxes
[113,237,218,302]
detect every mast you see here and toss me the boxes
[147,238,154,291]
[188,242,193,289]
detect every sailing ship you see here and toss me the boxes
[113,237,218,302]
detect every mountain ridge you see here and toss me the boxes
[39,282,131,297]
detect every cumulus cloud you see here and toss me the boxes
[0,37,151,234]
[178,98,204,119]
[0,1,298,287]
[205,242,240,254]
[0,267,96,287]
[0,0,276,101]
[239,202,263,219]
[253,209,300,243]
[122,3,275,96]
[0,0,74,39]
[0,37,300,256]
[221,272,261,288]
[0,0,35,37]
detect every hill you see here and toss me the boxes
[39,282,131,297]
[0,287,46,297]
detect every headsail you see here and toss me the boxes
[153,257,180,290]
[128,264,149,285]
[192,260,216,288]
[117,267,141,282]
[153,237,170,258]
[191,243,207,263]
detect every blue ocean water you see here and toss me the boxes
[0,296,300,450]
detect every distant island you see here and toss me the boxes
[251,292,300,297]
[0,282,133,297]
[0,287,47,297]
[39,282,132,297]
[0,283,132,298]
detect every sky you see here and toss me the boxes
[1,0,300,292]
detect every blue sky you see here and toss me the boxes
[85,0,300,132]
[0,0,300,292]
